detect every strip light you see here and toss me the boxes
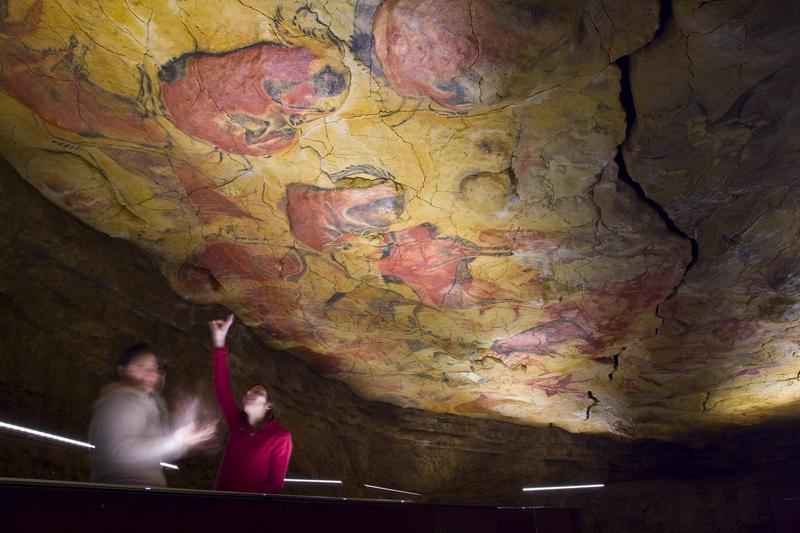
[522,483,604,492]
[0,421,94,449]
[284,478,342,484]
[0,420,179,471]
[363,484,420,496]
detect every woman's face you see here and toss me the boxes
[119,353,162,393]
[243,387,271,421]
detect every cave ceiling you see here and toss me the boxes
[1,0,799,438]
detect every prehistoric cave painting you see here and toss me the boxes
[99,147,249,223]
[492,319,602,363]
[478,229,561,255]
[175,263,221,298]
[478,228,564,273]
[557,269,681,347]
[371,0,487,110]
[323,285,422,334]
[368,0,596,111]
[239,285,318,342]
[525,373,592,398]
[351,0,386,78]
[0,36,167,145]
[24,151,123,222]
[11,0,784,435]
[286,181,405,251]
[337,337,417,363]
[172,166,250,222]
[492,269,684,365]
[0,0,41,35]
[99,148,183,193]
[159,43,350,156]
[192,239,306,287]
[364,0,660,112]
[710,319,764,344]
[726,363,780,381]
[454,392,529,417]
[377,223,518,308]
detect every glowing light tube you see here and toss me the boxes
[284,478,343,484]
[363,484,421,496]
[522,483,604,492]
[0,421,94,448]
[0,420,179,470]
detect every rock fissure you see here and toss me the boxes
[585,390,600,420]
[3,0,798,437]
[614,52,698,334]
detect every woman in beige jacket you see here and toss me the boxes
[89,343,215,487]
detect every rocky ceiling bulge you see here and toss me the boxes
[1,0,799,438]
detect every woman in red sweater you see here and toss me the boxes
[209,314,293,493]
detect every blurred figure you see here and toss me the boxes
[210,315,293,493]
[89,343,215,487]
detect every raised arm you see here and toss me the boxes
[210,314,240,428]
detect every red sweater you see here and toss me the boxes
[213,347,293,493]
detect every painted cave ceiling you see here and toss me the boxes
[1,0,799,438]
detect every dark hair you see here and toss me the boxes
[239,386,276,433]
[111,343,166,393]
[117,342,163,368]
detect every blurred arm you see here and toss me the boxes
[91,392,186,465]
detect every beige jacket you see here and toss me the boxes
[89,382,185,487]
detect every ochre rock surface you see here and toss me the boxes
[0,0,797,437]
[619,0,800,435]
[5,158,800,533]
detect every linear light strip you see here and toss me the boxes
[284,478,343,484]
[1,420,179,471]
[0,421,95,449]
[522,483,604,492]
[363,484,420,496]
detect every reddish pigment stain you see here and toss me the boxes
[554,269,683,350]
[727,364,775,380]
[193,240,306,286]
[159,43,349,155]
[172,167,249,222]
[286,182,404,251]
[454,393,527,416]
[99,148,246,222]
[711,319,763,343]
[0,42,167,145]
[377,223,515,308]
[176,264,221,295]
[372,0,538,110]
[494,269,684,361]
[478,229,560,254]
[525,373,590,398]
[241,286,309,341]
[492,319,601,359]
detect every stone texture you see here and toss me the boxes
[620,0,800,436]
[3,155,800,533]
[0,0,798,439]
